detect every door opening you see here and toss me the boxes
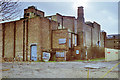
[31,44,37,61]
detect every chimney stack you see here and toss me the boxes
[77,6,84,22]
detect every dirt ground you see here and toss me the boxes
[1,60,120,78]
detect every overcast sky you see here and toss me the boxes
[16,1,119,35]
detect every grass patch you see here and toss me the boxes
[47,61,56,62]
[34,61,42,62]
[74,58,105,62]
[48,60,66,62]
[29,58,105,62]
[89,58,105,61]
[74,60,87,62]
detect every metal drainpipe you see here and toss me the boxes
[62,17,63,29]
[91,28,93,47]
[23,20,25,61]
[26,19,28,61]
[2,24,5,58]
[13,22,16,59]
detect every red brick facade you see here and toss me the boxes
[1,6,106,61]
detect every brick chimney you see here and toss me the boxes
[77,6,84,22]
[77,6,85,46]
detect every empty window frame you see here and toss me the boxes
[72,34,75,45]
[69,33,71,48]
[72,34,77,46]
[74,35,77,46]
[69,39,71,48]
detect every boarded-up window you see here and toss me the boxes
[43,52,50,57]
[59,38,66,44]
[56,52,65,57]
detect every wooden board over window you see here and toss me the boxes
[59,38,66,44]
[56,52,65,57]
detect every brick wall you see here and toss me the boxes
[0,24,2,61]
[28,17,42,61]
[24,7,44,18]
[63,16,75,32]
[83,24,92,48]
[2,16,59,61]
[106,39,120,49]
[4,22,14,59]
[92,22,101,47]
[76,20,84,46]
[50,20,58,30]
[41,18,51,51]
[52,29,69,50]
[52,13,76,33]
[100,32,106,48]
[16,20,24,60]
[73,46,86,60]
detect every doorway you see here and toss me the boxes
[31,44,37,61]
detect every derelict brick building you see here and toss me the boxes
[106,34,120,49]
[1,6,106,61]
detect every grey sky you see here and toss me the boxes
[15,2,119,35]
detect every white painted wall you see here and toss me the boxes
[105,48,120,61]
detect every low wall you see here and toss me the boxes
[105,48,120,61]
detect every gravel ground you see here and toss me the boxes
[2,60,120,78]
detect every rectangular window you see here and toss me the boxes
[56,52,65,57]
[76,50,79,54]
[75,35,77,46]
[72,34,75,45]
[69,33,71,48]
[69,39,71,48]
[59,38,66,44]
[69,33,71,38]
